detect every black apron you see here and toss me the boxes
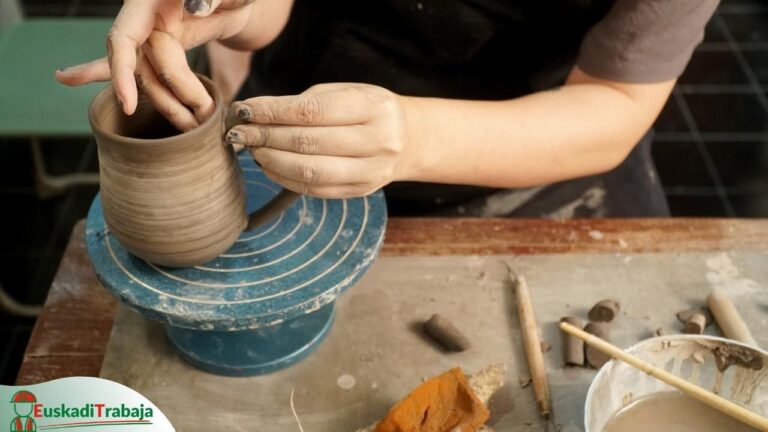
[236,0,670,217]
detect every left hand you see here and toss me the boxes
[55,0,255,123]
[226,83,410,198]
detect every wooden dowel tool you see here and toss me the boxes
[513,274,552,420]
[559,321,768,431]
[707,289,757,346]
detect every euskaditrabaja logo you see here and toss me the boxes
[1,377,174,431]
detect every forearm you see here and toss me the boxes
[398,70,675,188]
[220,0,294,51]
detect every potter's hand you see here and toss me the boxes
[60,30,217,131]
[54,0,256,126]
[227,83,413,199]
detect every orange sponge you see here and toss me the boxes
[375,368,489,432]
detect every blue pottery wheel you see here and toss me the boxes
[85,154,387,376]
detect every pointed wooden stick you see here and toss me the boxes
[559,321,768,431]
[514,274,552,420]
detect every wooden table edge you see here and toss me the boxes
[17,217,768,384]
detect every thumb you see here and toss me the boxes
[55,58,111,86]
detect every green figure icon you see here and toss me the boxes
[9,391,36,432]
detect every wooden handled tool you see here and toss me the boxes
[707,289,757,346]
[513,274,552,420]
[559,321,768,431]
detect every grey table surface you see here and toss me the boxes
[100,251,768,432]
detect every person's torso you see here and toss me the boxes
[241,0,616,100]
[237,0,620,213]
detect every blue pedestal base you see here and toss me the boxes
[86,155,386,377]
[165,304,335,376]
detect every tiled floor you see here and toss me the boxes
[1,0,767,384]
[652,1,768,217]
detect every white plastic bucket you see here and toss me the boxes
[584,335,768,432]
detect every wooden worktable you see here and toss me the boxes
[16,218,768,385]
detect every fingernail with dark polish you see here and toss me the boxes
[184,0,212,14]
[236,105,251,121]
[225,130,242,146]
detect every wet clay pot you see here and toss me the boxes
[89,75,297,267]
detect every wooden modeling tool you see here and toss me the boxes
[512,272,552,420]
[559,321,768,431]
[707,289,757,346]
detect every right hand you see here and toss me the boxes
[55,0,256,131]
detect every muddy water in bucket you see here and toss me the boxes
[585,335,768,432]
[603,392,758,431]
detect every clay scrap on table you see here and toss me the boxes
[559,299,624,369]
[584,322,611,369]
[356,363,506,432]
[560,316,585,366]
[676,308,714,327]
[682,312,707,335]
[423,313,472,352]
[588,299,620,323]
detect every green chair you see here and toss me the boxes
[0,8,111,197]
[0,2,111,316]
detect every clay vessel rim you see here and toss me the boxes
[88,74,223,146]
